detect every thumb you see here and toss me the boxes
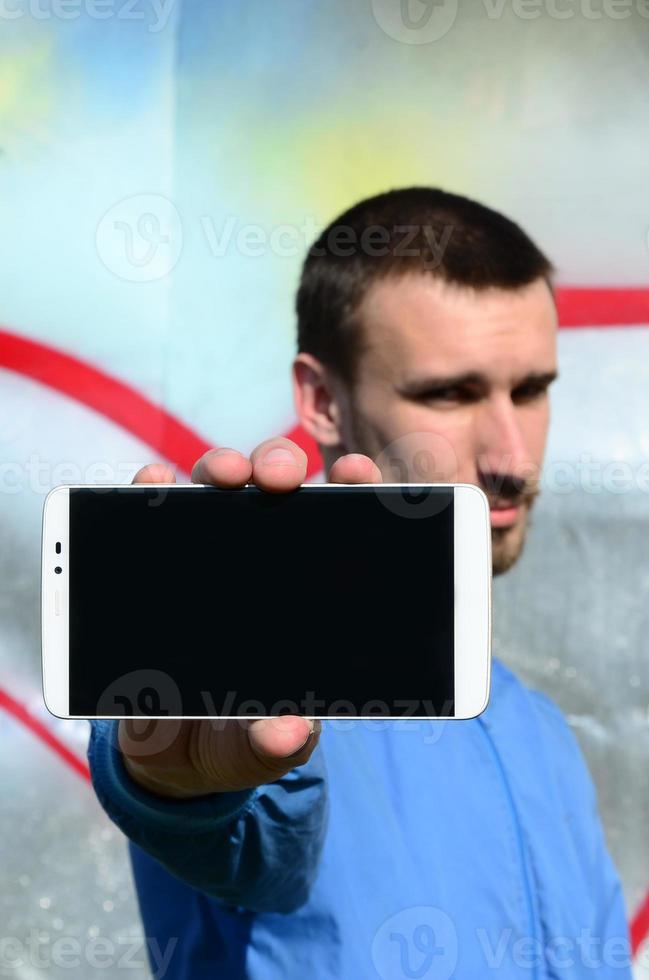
[247,716,321,769]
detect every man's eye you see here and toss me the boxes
[512,384,548,403]
[422,387,476,403]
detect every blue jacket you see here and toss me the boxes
[88,660,631,979]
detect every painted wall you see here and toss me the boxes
[1,1,648,975]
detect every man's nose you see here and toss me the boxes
[475,396,531,483]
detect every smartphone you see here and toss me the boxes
[41,483,491,720]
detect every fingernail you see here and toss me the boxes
[269,715,302,731]
[262,448,294,465]
[287,721,316,757]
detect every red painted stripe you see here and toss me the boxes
[0,329,212,476]
[0,687,90,782]
[632,891,649,957]
[0,328,324,478]
[555,287,649,327]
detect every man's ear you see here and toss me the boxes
[292,353,347,448]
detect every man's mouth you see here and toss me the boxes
[489,499,522,528]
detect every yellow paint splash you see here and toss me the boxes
[0,39,55,159]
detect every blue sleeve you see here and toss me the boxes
[529,691,632,975]
[87,720,329,914]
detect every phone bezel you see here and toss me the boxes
[41,482,491,720]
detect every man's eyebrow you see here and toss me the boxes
[513,370,559,388]
[396,369,559,398]
[396,371,487,398]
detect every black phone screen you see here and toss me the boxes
[68,484,455,717]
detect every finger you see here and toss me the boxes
[132,463,177,485]
[120,716,323,796]
[249,438,307,493]
[329,453,383,484]
[247,715,319,763]
[191,716,322,793]
[191,448,253,488]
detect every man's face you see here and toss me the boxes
[339,274,558,575]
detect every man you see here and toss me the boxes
[88,188,631,978]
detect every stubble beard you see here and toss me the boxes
[491,497,536,576]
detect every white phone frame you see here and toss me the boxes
[42,483,491,720]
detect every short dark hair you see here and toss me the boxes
[296,187,555,386]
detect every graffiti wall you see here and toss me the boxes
[1,1,648,975]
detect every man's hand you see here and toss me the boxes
[118,438,382,799]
